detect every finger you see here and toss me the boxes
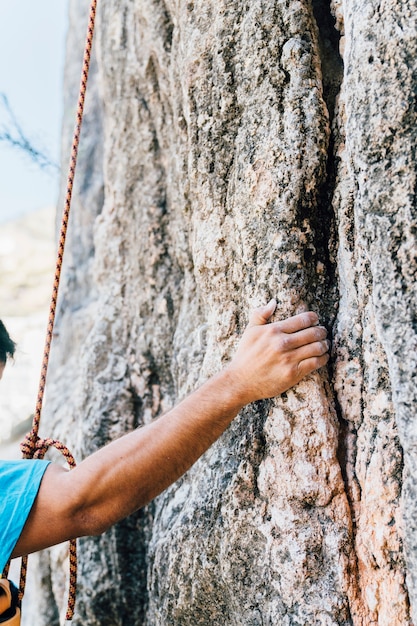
[275,311,319,334]
[247,299,277,328]
[294,339,330,363]
[296,352,330,379]
[281,325,328,350]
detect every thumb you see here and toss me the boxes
[247,299,277,328]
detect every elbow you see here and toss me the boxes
[73,506,112,538]
[66,483,113,538]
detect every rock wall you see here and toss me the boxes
[36,0,416,624]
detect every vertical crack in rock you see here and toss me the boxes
[309,0,357,576]
[309,0,343,327]
[310,3,368,623]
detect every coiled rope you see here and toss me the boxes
[3,1,98,621]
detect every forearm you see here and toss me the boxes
[70,369,245,533]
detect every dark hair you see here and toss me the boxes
[0,320,16,363]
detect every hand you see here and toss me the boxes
[226,299,330,404]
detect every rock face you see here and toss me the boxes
[36,0,416,624]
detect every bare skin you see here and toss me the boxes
[6,300,329,559]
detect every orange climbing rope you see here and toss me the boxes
[2,1,98,621]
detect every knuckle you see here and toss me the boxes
[269,323,281,336]
[298,313,310,329]
[295,361,303,378]
[277,334,291,351]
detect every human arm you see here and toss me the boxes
[12,300,329,557]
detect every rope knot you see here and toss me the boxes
[20,430,39,459]
[20,433,77,466]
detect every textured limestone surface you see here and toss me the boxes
[34,0,416,624]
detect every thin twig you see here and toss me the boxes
[0,93,59,171]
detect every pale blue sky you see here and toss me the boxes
[0,0,68,224]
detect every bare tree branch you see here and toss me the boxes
[0,93,59,171]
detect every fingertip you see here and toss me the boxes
[264,298,277,322]
[266,298,277,313]
[297,311,320,330]
[320,353,330,370]
[310,312,320,326]
[248,298,277,327]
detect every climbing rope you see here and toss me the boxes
[3,1,97,621]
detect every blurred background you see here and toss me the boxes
[0,0,68,453]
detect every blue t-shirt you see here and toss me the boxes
[0,459,50,574]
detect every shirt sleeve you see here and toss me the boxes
[0,459,50,574]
